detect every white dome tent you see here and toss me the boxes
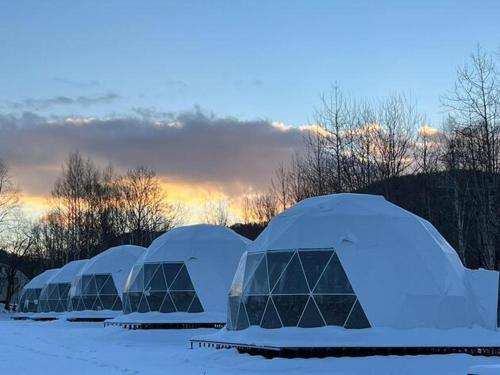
[14,268,59,319]
[193,194,500,357]
[66,245,145,322]
[35,260,88,320]
[108,224,250,328]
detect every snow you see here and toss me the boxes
[1,316,500,375]
[245,193,499,330]
[195,326,500,348]
[22,268,60,289]
[111,311,226,324]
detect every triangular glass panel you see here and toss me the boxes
[188,294,204,313]
[59,283,71,299]
[272,295,308,327]
[128,292,141,312]
[159,293,175,313]
[235,303,249,330]
[299,250,334,291]
[56,300,65,312]
[147,266,167,291]
[111,297,122,311]
[162,263,183,287]
[272,253,309,294]
[143,263,160,288]
[244,295,268,326]
[298,297,325,328]
[138,294,150,313]
[146,292,166,311]
[81,276,92,295]
[245,256,269,295]
[130,268,144,292]
[260,299,282,329]
[170,265,195,291]
[344,300,371,329]
[266,251,293,291]
[94,275,108,292]
[86,276,98,295]
[99,276,118,295]
[228,296,241,330]
[48,284,59,299]
[170,291,195,311]
[92,296,104,311]
[100,295,116,310]
[314,253,354,294]
[314,295,356,327]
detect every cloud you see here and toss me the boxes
[0,110,306,205]
[1,92,121,111]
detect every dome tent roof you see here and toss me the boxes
[47,260,88,284]
[23,268,59,289]
[119,224,250,322]
[237,193,499,330]
[76,245,146,295]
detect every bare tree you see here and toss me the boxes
[203,198,230,226]
[0,160,20,234]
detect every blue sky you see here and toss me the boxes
[1,0,499,125]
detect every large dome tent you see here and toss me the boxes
[66,245,145,322]
[14,268,59,319]
[34,259,88,320]
[108,224,250,328]
[193,193,500,356]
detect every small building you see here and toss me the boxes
[192,194,500,357]
[107,224,250,329]
[66,245,145,322]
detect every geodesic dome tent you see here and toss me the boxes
[37,260,88,314]
[67,245,145,316]
[225,193,499,332]
[116,225,250,324]
[17,269,59,314]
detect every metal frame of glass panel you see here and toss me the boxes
[68,273,122,311]
[122,261,204,314]
[17,288,42,313]
[227,248,370,330]
[38,283,71,312]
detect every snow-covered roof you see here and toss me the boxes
[23,269,59,289]
[246,193,499,330]
[47,260,88,284]
[78,245,146,294]
[132,224,250,314]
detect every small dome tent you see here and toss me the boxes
[16,269,59,315]
[222,193,499,333]
[111,224,250,327]
[37,260,88,315]
[66,245,145,321]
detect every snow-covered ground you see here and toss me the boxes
[1,315,500,374]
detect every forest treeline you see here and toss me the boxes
[1,45,500,307]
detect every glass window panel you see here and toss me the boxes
[266,252,293,291]
[146,291,166,311]
[314,295,356,327]
[132,268,145,292]
[245,257,269,295]
[94,275,109,292]
[188,294,204,313]
[147,266,167,291]
[260,299,282,329]
[344,300,371,329]
[272,253,309,294]
[99,275,118,295]
[100,295,117,310]
[170,265,195,291]
[298,297,325,328]
[235,303,249,330]
[111,296,122,311]
[229,252,247,298]
[81,275,92,295]
[86,276,98,295]
[122,293,131,314]
[48,284,59,299]
[92,297,104,311]
[128,292,141,312]
[143,263,159,288]
[58,283,71,299]
[228,296,241,330]
[159,293,175,313]
[242,253,264,292]
[272,295,308,327]
[83,296,96,310]
[299,250,334,291]
[313,253,354,294]
[138,294,150,312]
[243,295,268,326]
[162,263,183,287]
[56,300,66,312]
[48,300,58,311]
[170,291,195,311]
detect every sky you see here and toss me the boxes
[1,0,499,222]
